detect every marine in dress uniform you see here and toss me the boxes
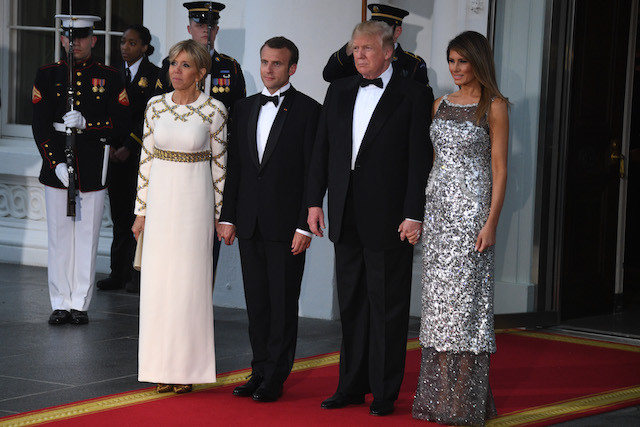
[322,3,434,103]
[154,2,246,114]
[154,1,246,280]
[31,15,130,325]
[97,25,160,294]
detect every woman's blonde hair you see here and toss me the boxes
[168,39,211,81]
[447,31,509,122]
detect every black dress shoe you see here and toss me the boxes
[252,384,283,402]
[48,310,71,325]
[69,309,89,325]
[233,374,263,397]
[369,400,394,416]
[125,280,139,294]
[96,276,123,290]
[320,392,365,409]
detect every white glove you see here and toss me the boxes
[55,163,69,187]
[62,110,87,130]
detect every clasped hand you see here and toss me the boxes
[131,216,145,241]
[399,220,422,245]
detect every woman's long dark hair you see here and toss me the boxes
[447,31,509,123]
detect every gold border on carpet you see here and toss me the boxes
[1,331,638,426]
[487,385,640,426]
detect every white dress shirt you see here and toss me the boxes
[256,83,290,162]
[125,56,143,83]
[351,64,421,225]
[351,64,393,169]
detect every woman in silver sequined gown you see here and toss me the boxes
[413,31,509,426]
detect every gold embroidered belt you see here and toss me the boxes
[153,147,212,162]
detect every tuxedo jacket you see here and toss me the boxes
[322,43,434,104]
[307,69,433,250]
[220,86,321,242]
[118,56,160,154]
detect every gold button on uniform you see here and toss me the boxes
[76,81,81,86]
[77,71,82,76]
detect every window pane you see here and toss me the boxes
[112,0,143,31]
[10,30,56,125]
[17,0,56,27]
[5,0,142,129]
[61,0,106,30]
[111,35,125,68]
[92,34,107,64]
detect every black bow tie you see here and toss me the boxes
[260,94,279,107]
[359,77,383,88]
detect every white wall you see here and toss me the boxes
[492,0,545,313]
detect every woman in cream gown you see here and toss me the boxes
[132,40,227,393]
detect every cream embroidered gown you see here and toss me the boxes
[135,91,227,384]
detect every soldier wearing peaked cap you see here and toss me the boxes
[31,14,130,326]
[323,3,434,104]
[155,1,246,114]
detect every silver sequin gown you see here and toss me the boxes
[413,95,497,425]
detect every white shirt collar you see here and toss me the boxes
[379,63,393,88]
[260,82,291,98]
[360,63,393,90]
[126,56,143,81]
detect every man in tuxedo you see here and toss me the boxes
[218,36,321,403]
[322,3,434,105]
[307,21,432,416]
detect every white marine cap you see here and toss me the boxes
[55,14,101,36]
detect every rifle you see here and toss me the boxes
[64,1,77,217]
[203,2,213,95]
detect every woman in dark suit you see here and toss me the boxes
[97,25,159,294]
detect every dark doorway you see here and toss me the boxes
[558,0,633,321]
[623,15,640,309]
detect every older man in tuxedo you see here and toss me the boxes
[218,36,321,403]
[307,20,432,416]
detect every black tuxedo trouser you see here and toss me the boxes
[107,155,139,284]
[213,231,221,280]
[238,225,305,389]
[334,183,413,402]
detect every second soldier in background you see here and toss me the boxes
[97,25,160,294]
[323,3,434,105]
[155,2,246,113]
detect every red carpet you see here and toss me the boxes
[1,330,639,426]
